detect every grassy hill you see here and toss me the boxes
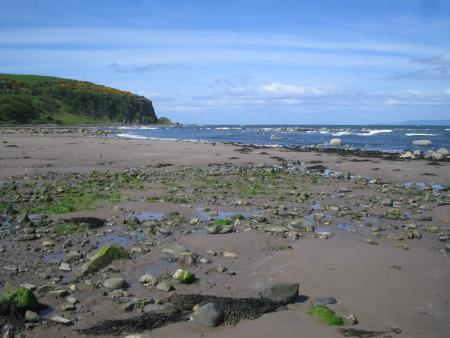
[0,74,158,125]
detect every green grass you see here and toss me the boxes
[0,73,65,84]
[309,305,344,325]
[47,110,106,124]
[146,196,160,202]
[0,202,11,212]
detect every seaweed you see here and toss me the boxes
[79,292,279,336]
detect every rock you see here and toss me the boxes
[66,296,79,304]
[59,263,72,272]
[380,198,393,206]
[156,281,174,292]
[400,151,415,159]
[412,139,432,146]
[190,302,224,327]
[365,238,379,245]
[314,297,337,306]
[172,269,196,284]
[189,218,200,225]
[124,335,153,338]
[222,251,238,258]
[81,244,129,274]
[161,244,190,259]
[67,250,81,261]
[49,289,69,298]
[62,303,76,311]
[103,278,128,290]
[143,303,176,314]
[258,283,299,305]
[25,310,40,322]
[0,285,41,311]
[346,313,358,325]
[50,315,73,325]
[264,226,289,233]
[42,241,54,248]
[139,273,158,285]
[329,138,342,146]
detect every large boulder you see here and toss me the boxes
[80,244,129,274]
[190,302,224,327]
[258,283,299,305]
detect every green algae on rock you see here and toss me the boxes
[0,285,42,312]
[309,305,344,325]
[173,269,196,284]
[81,244,130,274]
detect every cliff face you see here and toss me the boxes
[122,97,157,124]
[0,74,158,125]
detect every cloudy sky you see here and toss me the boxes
[1,0,450,124]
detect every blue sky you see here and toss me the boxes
[1,0,450,124]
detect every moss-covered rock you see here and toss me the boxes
[308,305,344,325]
[81,244,129,274]
[172,269,196,284]
[0,285,41,311]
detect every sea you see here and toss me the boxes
[113,125,450,153]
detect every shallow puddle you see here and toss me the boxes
[90,226,146,248]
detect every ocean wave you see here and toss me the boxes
[357,129,393,136]
[118,126,159,130]
[215,127,243,130]
[332,131,352,136]
[116,133,150,139]
[405,133,440,136]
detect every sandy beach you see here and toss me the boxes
[1,130,449,338]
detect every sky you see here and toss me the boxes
[1,0,450,124]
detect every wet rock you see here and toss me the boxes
[330,138,342,146]
[365,238,379,245]
[161,244,189,259]
[81,244,129,274]
[103,278,128,290]
[380,198,393,207]
[258,282,299,305]
[190,302,224,327]
[172,269,195,284]
[50,315,73,325]
[25,310,40,323]
[139,274,158,286]
[62,303,76,311]
[156,281,174,292]
[59,263,72,272]
[412,139,432,146]
[67,250,81,261]
[264,226,289,233]
[314,297,337,306]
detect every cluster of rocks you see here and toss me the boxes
[0,127,113,137]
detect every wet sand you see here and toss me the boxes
[0,132,449,338]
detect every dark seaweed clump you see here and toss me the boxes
[79,293,279,336]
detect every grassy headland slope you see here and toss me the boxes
[0,74,158,125]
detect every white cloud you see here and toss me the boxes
[261,82,335,96]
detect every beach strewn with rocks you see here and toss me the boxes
[0,128,449,338]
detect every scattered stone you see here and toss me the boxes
[156,281,174,292]
[258,283,299,305]
[50,315,73,325]
[161,244,190,259]
[25,310,40,323]
[172,269,196,284]
[314,297,337,306]
[139,274,158,286]
[59,263,72,272]
[365,239,379,245]
[190,302,224,327]
[81,244,129,274]
[143,303,176,314]
[345,314,358,325]
[103,278,128,290]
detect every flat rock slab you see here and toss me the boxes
[258,282,299,305]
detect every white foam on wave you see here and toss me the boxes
[357,129,393,136]
[405,133,440,136]
[215,127,242,130]
[118,126,159,130]
[116,133,149,139]
[332,131,352,136]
